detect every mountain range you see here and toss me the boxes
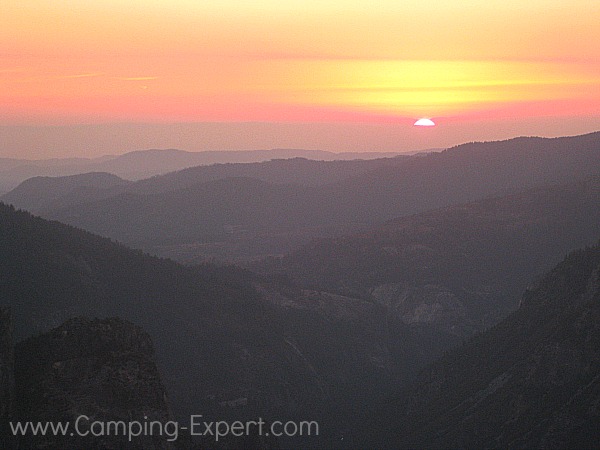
[2,156,408,214]
[4,132,599,263]
[0,147,403,194]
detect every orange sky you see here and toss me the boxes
[1,1,600,156]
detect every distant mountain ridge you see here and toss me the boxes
[0,147,404,193]
[2,172,130,213]
[2,156,407,214]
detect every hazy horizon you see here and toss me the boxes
[2,118,600,159]
[3,1,600,159]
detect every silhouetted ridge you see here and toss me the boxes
[12,131,598,263]
[0,147,403,193]
[2,171,129,212]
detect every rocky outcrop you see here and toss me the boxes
[370,283,470,334]
[0,307,15,449]
[14,317,174,449]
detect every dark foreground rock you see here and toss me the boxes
[14,317,174,449]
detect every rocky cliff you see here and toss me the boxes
[366,243,600,449]
[14,317,174,449]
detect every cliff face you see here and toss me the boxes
[14,317,174,449]
[368,244,600,449]
[0,307,15,448]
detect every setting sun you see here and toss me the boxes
[1,0,599,155]
[414,119,436,127]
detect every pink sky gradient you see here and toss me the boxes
[1,1,599,157]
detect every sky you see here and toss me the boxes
[1,0,600,157]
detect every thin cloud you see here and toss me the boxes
[58,73,104,79]
[114,76,159,81]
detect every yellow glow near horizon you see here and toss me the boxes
[1,0,600,125]
[264,60,600,116]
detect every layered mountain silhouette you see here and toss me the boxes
[0,148,402,194]
[2,156,407,215]
[1,172,129,213]
[3,132,598,263]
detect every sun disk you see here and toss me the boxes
[414,118,436,127]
